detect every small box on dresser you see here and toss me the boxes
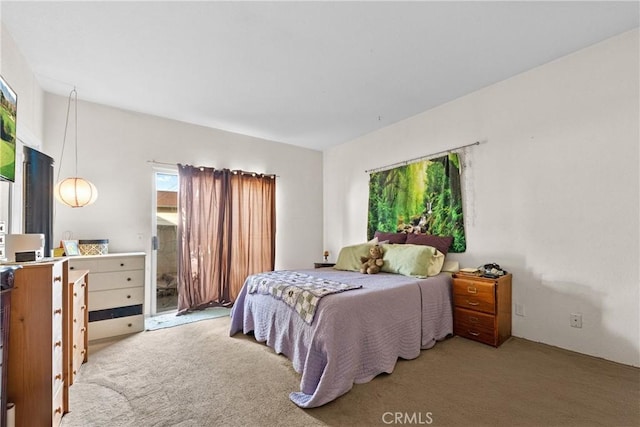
[452,273,512,347]
[68,252,145,341]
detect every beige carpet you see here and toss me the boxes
[61,316,639,427]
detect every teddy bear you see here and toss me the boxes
[360,245,384,274]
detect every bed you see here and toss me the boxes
[229,261,453,408]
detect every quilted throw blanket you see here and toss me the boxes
[246,271,362,324]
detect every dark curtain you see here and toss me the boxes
[177,165,275,313]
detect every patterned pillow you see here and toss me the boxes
[405,233,453,255]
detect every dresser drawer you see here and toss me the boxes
[98,256,145,272]
[72,339,87,383]
[454,308,497,346]
[89,315,145,340]
[89,270,144,292]
[73,293,87,319]
[52,341,64,394]
[89,287,144,311]
[52,383,65,427]
[453,278,496,314]
[52,265,64,314]
[69,256,145,273]
[69,259,99,273]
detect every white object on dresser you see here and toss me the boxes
[68,252,145,340]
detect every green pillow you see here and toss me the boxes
[334,243,373,271]
[381,243,444,278]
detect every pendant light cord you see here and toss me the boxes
[56,87,77,183]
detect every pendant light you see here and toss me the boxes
[55,88,98,207]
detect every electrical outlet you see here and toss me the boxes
[570,313,582,328]
[515,303,525,316]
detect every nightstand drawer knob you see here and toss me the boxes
[469,316,479,323]
[466,300,480,306]
[467,286,477,294]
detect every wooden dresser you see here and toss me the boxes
[65,270,89,385]
[69,253,145,340]
[452,273,512,347]
[8,259,69,427]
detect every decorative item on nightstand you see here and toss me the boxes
[323,250,329,262]
[452,270,512,347]
[314,261,335,269]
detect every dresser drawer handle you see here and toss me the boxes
[127,295,131,299]
[73,318,77,323]
[127,277,132,282]
[54,275,62,283]
[74,292,78,297]
[54,341,62,348]
[53,308,62,315]
[81,305,86,310]
[81,349,86,355]
[81,327,86,332]
[120,263,125,267]
[54,407,62,415]
[81,283,86,288]
[468,331,480,337]
[73,370,77,376]
[55,373,62,380]
[467,286,477,294]
[469,316,479,323]
[127,323,133,327]
[70,266,75,270]
[466,300,480,306]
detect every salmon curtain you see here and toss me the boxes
[176,165,275,314]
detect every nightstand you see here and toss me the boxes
[452,273,512,347]
[314,262,335,269]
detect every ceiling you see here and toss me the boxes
[1,2,638,151]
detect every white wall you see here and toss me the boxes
[324,29,639,367]
[0,24,45,233]
[43,94,323,312]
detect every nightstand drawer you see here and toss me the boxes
[453,278,496,314]
[454,308,496,346]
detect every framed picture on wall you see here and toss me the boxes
[0,74,18,183]
[62,240,80,256]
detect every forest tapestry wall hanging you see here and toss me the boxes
[367,153,466,252]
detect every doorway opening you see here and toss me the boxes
[155,172,178,313]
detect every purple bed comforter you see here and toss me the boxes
[229,269,453,408]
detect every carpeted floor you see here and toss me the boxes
[61,316,639,427]
[145,307,231,330]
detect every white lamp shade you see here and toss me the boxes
[55,177,98,207]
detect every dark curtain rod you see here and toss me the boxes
[365,141,481,174]
[147,160,278,178]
